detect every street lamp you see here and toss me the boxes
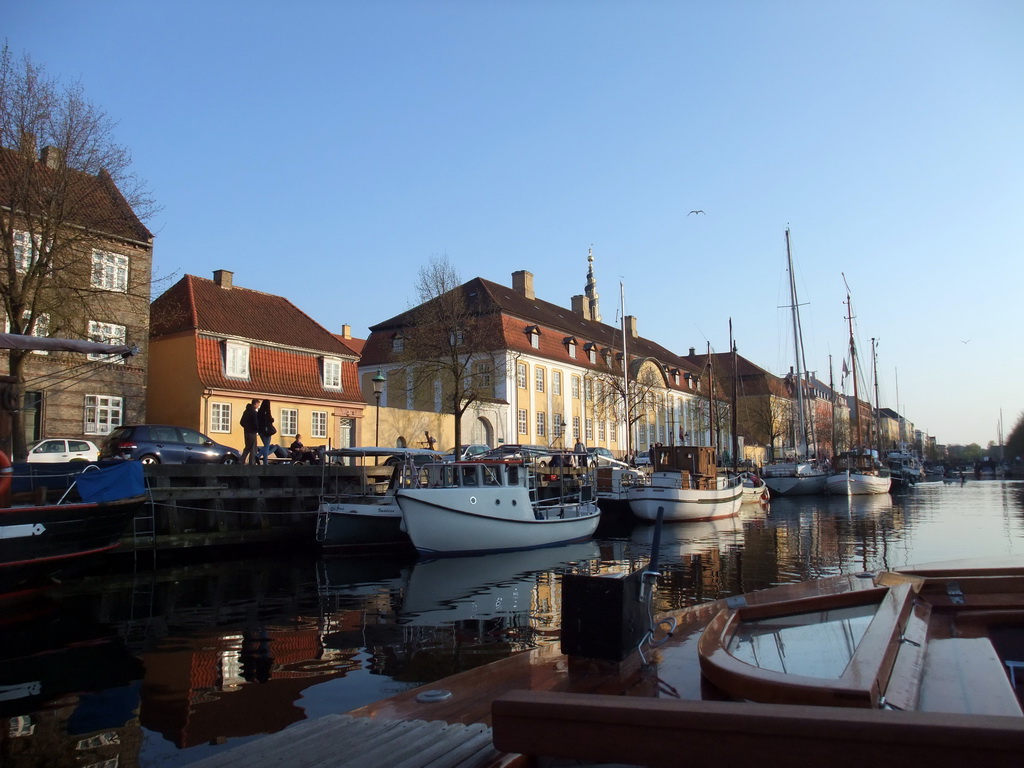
[372,370,386,460]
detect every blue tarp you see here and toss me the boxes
[75,461,145,503]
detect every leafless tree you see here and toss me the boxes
[588,357,667,455]
[744,394,790,461]
[395,254,503,451]
[0,44,156,457]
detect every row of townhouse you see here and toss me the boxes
[2,141,916,460]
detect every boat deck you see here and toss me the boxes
[194,559,1024,767]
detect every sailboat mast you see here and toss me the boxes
[785,229,808,458]
[828,355,836,458]
[620,281,630,457]
[846,292,862,447]
[730,320,739,471]
[871,338,882,453]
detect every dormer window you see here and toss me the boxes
[392,334,404,353]
[322,357,342,389]
[685,373,695,391]
[526,325,540,349]
[584,342,597,364]
[224,340,250,379]
[672,369,680,386]
[565,337,577,359]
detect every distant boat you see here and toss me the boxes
[627,445,743,523]
[395,458,600,556]
[738,471,770,504]
[887,449,924,490]
[825,290,890,496]
[763,230,828,497]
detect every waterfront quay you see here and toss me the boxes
[1,479,1023,767]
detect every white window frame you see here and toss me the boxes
[91,250,129,293]
[535,367,545,393]
[518,408,528,435]
[281,408,298,437]
[571,376,580,399]
[474,361,492,387]
[225,341,250,379]
[536,411,546,437]
[552,370,561,395]
[87,321,126,363]
[84,394,123,435]
[311,410,328,439]
[586,418,594,442]
[210,402,232,433]
[572,416,580,440]
[6,311,50,354]
[323,357,342,390]
[13,230,40,273]
[517,363,527,389]
[392,335,404,353]
[568,342,577,359]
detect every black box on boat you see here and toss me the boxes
[561,570,647,662]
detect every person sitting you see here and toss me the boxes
[289,435,316,464]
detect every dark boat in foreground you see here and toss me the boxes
[0,461,146,593]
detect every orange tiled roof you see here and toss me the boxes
[152,274,356,356]
[361,275,706,396]
[195,336,361,401]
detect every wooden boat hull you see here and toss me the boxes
[0,496,144,592]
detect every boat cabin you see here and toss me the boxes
[650,445,720,489]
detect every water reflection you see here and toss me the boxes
[0,481,1021,767]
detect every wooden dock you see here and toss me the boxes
[185,713,521,768]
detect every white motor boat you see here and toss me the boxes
[395,459,600,556]
[626,445,743,523]
[760,461,828,496]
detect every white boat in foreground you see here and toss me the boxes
[627,445,742,523]
[396,459,600,556]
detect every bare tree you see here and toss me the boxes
[0,44,155,457]
[588,357,666,455]
[394,254,503,452]
[744,394,789,461]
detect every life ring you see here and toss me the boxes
[0,450,11,497]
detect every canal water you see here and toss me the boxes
[2,478,1022,767]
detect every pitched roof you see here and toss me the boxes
[195,336,361,401]
[0,146,152,243]
[362,276,706,385]
[151,274,356,357]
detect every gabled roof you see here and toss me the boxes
[0,146,152,244]
[362,276,705,385]
[151,274,356,357]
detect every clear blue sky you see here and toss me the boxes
[7,1,1022,448]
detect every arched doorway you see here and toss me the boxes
[471,416,494,448]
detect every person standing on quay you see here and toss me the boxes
[257,399,276,464]
[240,399,260,465]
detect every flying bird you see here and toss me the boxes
[961,339,970,344]
[688,210,705,216]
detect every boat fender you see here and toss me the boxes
[0,450,11,497]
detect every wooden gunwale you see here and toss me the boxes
[697,582,917,708]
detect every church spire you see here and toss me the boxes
[585,246,601,322]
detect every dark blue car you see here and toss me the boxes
[99,424,241,465]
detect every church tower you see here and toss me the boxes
[584,246,601,323]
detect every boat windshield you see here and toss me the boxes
[726,602,877,679]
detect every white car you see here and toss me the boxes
[27,438,100,463]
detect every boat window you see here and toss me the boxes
[726,602,877,679]
[482,465,501,486]
[507,465,520,485]
[460,465,479,486]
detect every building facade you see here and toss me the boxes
[148,271,367,454]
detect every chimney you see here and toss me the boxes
[571,294,591,317]
[624,315,637,338]
[40,146,64,169]
[512,270,535,300]
[19,132,36,160]
[341,324,352,339]
[213,270,233,289]
[688,347,696,357]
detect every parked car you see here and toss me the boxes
[634,450,652,467]
[480,444,557,466]
[444,444,490,461]
[26,438,100,463]
[100,425,241,465]
[587,446,629,469]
